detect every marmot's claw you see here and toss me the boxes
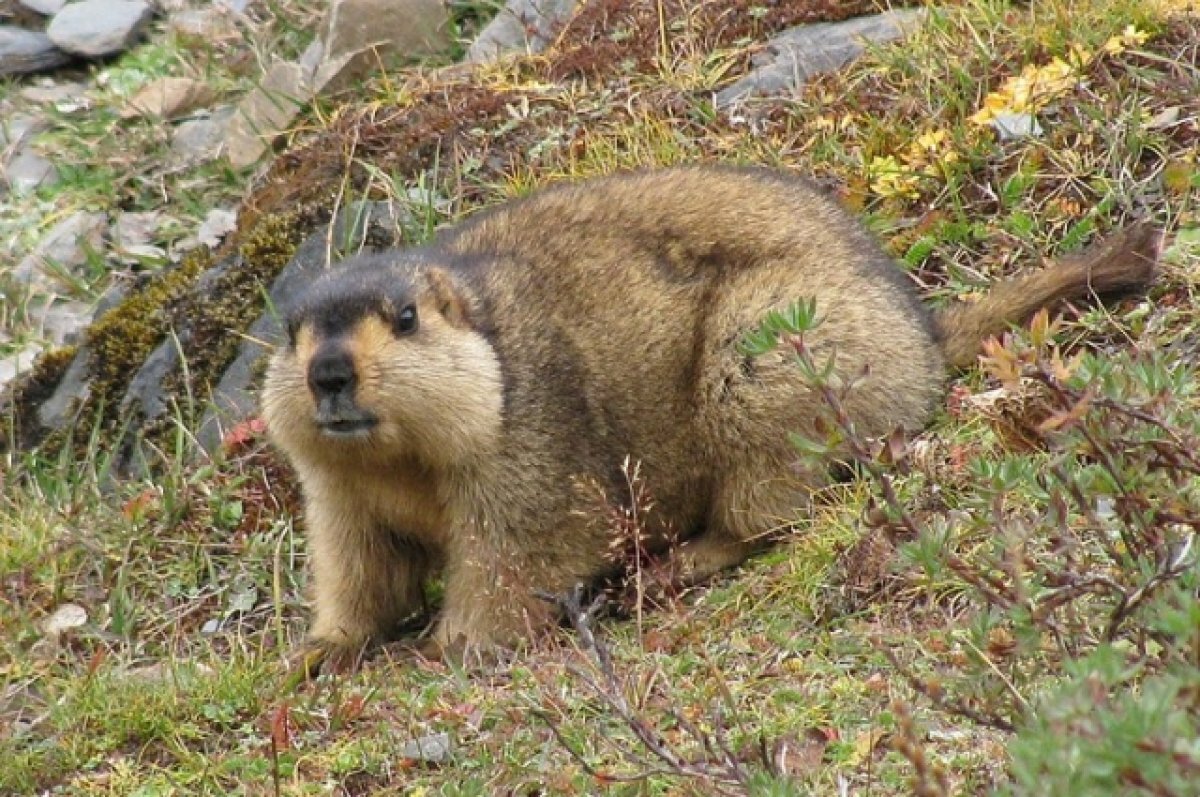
[281,638,369,689]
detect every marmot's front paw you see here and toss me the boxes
[283,637,373,686]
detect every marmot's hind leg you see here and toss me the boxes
[674,460,815,584]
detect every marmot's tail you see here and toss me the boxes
[934,220,1162,369]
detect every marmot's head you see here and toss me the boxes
[261,252,502,468]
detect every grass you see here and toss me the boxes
[2,0,1199,794]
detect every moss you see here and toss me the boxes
[88,250,212,383]
[4,250,212,457]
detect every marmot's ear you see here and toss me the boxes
[426,267,470,328]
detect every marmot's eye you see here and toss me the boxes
[285,317,300,347]
[395,304,418,335]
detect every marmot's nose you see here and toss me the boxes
[308,349,356,399]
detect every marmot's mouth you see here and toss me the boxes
[316,416,379,438]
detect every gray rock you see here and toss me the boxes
[112,210,165,260]
[29,288,128,434]
[0,343,45,393]
[118,331,186,422]
[19,0,68,15]
[466,0,577,64]
[991,111,1044,141]
[224,60,309,169]
[32,290,130,433]
[297,38,323,80]
[0,113,47,149]
[0,26,72,76]
[309,0,452,94]
[34,300,93,346]
[169,8,238,39]
[715,9,925,108]
[112,211,162,248]
[330,199,408,254]
[4,149,58,194]
[116,258,238,465]
[171,106,235,162]
[12,212,107,291]
[399,732,452,765]
[47,0,155,58]
[36,346,91,430]
[19,80,87,105]
[195,207,237,248]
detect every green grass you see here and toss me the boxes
[2,0,1199,794]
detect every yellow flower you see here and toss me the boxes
[867,155,921,199]
[1104,24,1151,54]
[914,128,949,153]
[970,53,1088,126]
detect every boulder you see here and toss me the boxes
[466,0,578,64]
[0,26,72,75]
[715,9,925,108]
[46,0,155,59]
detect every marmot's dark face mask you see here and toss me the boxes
[263,254,504,468]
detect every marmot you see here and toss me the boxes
[261,165,1159,671]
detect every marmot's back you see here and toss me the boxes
[438,166,946,464]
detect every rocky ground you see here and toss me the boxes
[1,0,1198,794]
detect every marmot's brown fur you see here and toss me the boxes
[261,165,1160,670]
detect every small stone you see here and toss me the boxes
[399,732,453,765]
[0,342,45,392]
[196,207,237,248]
[466,0,578,64]
[36,348,91,430]
[19,0,68,15]
[121,77,216,120]
[0,113,47,148]
[112,210,163,248]
[112,210,166,260]
[0,26,72,76]
[170,106,234,161]
[298,38,323,80]
[990,111,1043,141]
[42,603,88,637]
[224,60,309,168]
[124,661,213,684]
[4,149,58,194]
[216,0,252,13]
[20,80,87,105]
[1146,106,1181,131]
[169,8,239,40]
[47,0,155,58]
[309,0,452,93]
[12,212,108,291]
[33,300,93,346]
